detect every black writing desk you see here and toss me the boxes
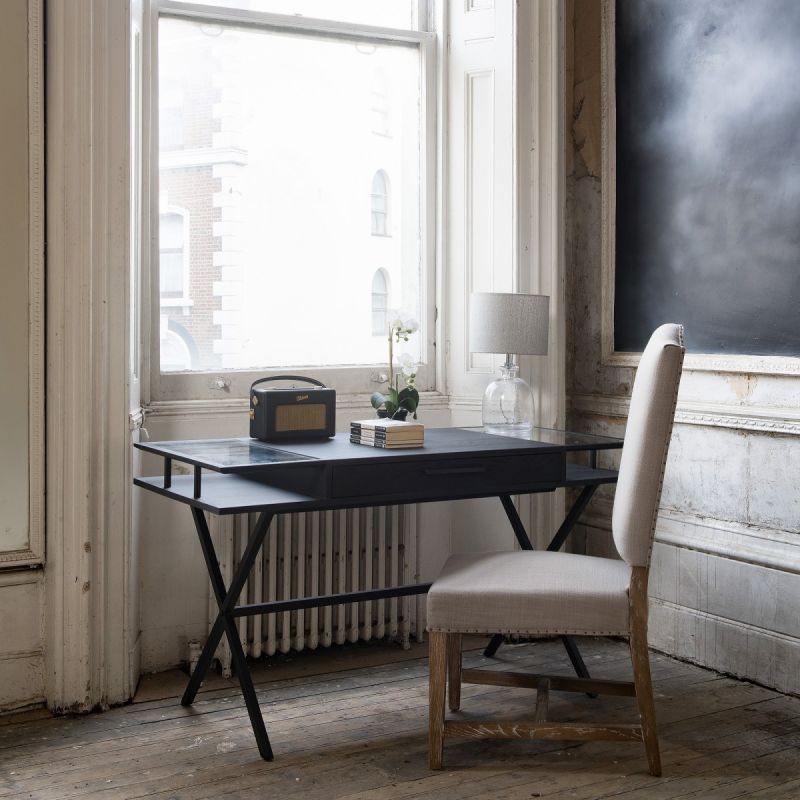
[135,426,622,760]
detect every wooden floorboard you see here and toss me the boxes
[1,639,798,799]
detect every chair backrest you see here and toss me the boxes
[612,324,685,567]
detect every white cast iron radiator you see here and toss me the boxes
[208,506,418,676]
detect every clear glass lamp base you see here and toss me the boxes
[481,364,535,434]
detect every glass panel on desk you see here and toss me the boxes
[461,427,622,450]
[145,438,317,470]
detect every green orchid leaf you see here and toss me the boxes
[370,392,386,410]
[398,386,419,404]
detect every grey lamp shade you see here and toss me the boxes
[469,292,549,355]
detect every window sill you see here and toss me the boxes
[143,389,451,419]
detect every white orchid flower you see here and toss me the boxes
[383,308,421,409]
[388,310,420,336]
[396,352,417,377]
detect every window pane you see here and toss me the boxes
[371,269,389,335]
[179,1,417,30]
[160,212,185,249]
[160,213,186,296]
[160,252,184,294]
[372,310,387,335]
[158,17,422,372]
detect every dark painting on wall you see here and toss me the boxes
[613,0,800,356]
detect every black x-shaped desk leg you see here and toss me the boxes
[180,486,597,759]
[483,486,599,681]
[181,507,276,761]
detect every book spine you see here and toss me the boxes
[350,422,423,433]
[352,435,424,444]
[350,424,423,434]
[349,436,419,449]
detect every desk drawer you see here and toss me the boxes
[331,453,564,500]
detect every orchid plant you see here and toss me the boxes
[370,314,421,420]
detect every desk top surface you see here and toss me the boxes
[135,426,622,474]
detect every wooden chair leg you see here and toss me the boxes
[629,566,662,777]
[447,633,462,711]
[428,631,448,769]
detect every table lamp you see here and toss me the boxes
[469,292,549,432]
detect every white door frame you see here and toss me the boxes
[46,0,139,710]
[517,0,567,547]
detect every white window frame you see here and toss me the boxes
[143,0,439,402]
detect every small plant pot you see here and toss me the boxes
[377,408,409,421]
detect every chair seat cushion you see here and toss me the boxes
[427,551,632,636]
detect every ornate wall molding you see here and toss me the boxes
[603,351,800,377]
[654,511,800,575]
[570,392,800,437]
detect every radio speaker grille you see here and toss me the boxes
[275,403,326,431]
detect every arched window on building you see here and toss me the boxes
[371,269,390,336]
[161,320,197,372]
[370,170,389,236]
[159,208,190,302]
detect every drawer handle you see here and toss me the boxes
[424,466,488,476]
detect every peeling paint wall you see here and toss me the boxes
[566,3,800,695]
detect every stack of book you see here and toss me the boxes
[350,419,425,449]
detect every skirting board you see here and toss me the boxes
[579,507,800,695]
[649,599,800,697]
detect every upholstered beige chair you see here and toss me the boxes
[427,324,684,775]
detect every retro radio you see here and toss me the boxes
[249,375,336,442]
